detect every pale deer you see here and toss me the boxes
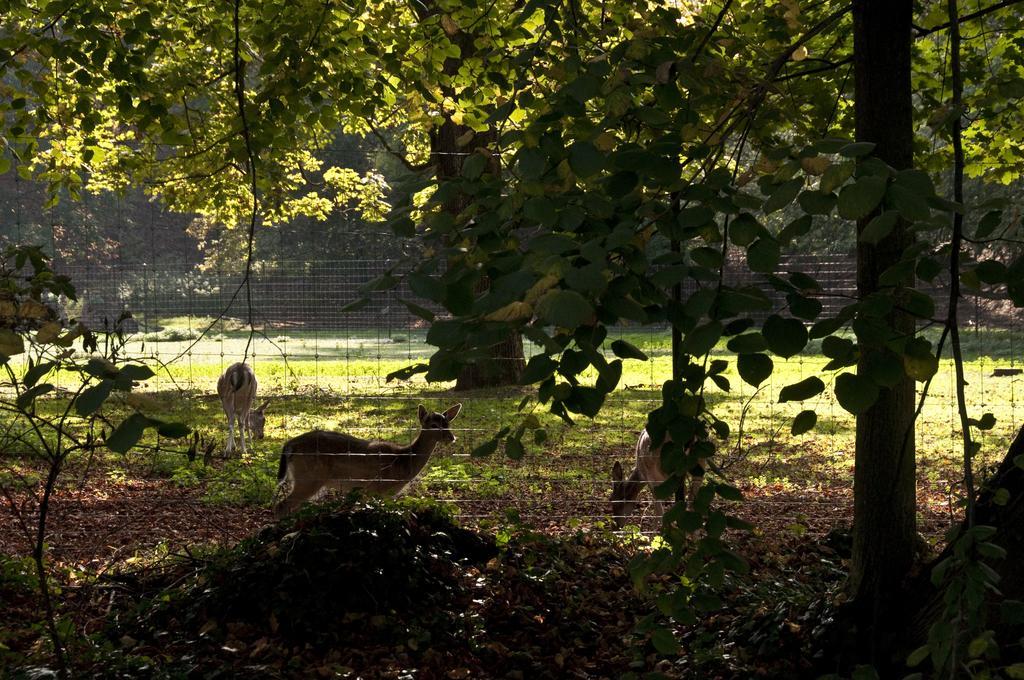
[217,363,259,455]
[272,403,462,518]
[248,400,269,440]
[609,429,705,529]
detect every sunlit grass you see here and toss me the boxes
[3,324,1020,524]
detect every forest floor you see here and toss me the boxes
[2,495,856,679]
[0,452,960,679]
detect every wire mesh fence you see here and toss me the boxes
[6,255,1010,538]
[0,164,1021,540]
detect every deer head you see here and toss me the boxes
[248,400,269,440]
[418,403,462,443]
[609,461,642,529]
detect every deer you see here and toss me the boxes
[609,429,706,529]
[272,403,462,519]
[216,363,264,455]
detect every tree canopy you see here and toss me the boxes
[4,0,1024,673]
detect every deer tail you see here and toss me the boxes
[229,365,247,391]
[277,452,289,482]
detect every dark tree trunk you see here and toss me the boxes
[848,0,918,665]
[426,24,525,391]
[901,426,1024,651]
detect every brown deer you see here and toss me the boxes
[216,363,261,455]
[609,429,704,529]
[272,403,462,518]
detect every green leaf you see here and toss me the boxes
[851,665,880,680]
[681,321,723,356]
[791,410,817,435]
[0,329,25,357]
[906,645,929,668]
[834,372,880,414]
[677,206,715,229]
[524,196,558,226]
[17,384,54,410]
[838,142,876,157]
[426,320,466,348]
[904,352,939,381]
[155,421,191,438]
[119,364,155,382]
[967,636,988,659]
[565,385,605,417]
[76,380,114,416]
[597,359,623,392]
[106,413,151,454]
[521,354,557,384]
[461,153,488,179]
[787,293,822,321]
[778,215,813,245]
[727,333,767,354]
[797,190,836,215]
[23,361,56,389]
[650,626,680,655]
[505,437,525,460]
[610,339,648,361]
[975,412,996,431]
[763,178,803,214]
[564,264,607,295]
[975,210,1002,239]
[737,353,773,387]
[341,297,370,313]
[888,184,930,221]
[535,289,594,328]
[568,141,604,178]
[517,147,546,180]
[820,162,854,194]
[729,213,761,246]
[837,176,888,220]
[747,237,780,273]
[975,260,1007,284]
[400,298,436,322]
[1006,663,1024,679]
[470,437,499,458]
[762,315,808,359]
[863,351,903,388]
[408,272,444,303]
[778,377,825,402]
[386,363,428,382]
[859,211,899,245]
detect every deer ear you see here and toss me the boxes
[612,461,624,482]
[258,400,269,412]
[443,403,462,421]
[418,404,428,422]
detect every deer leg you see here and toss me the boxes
[238,411,247,455]
[687,464,706,506]
[274,478,322,518]
[225,413,236,454]
[654,498,668,527]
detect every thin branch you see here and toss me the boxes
[915,0,1024,36]
[367,122,430,171]
[946,0,975,528]
[774,55,853,82]
[690,0,734,63]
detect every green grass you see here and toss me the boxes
[3,322,1022,533]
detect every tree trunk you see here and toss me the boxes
[901,426,1024,652]
[426,23,525,391]
[847,0,918,665]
